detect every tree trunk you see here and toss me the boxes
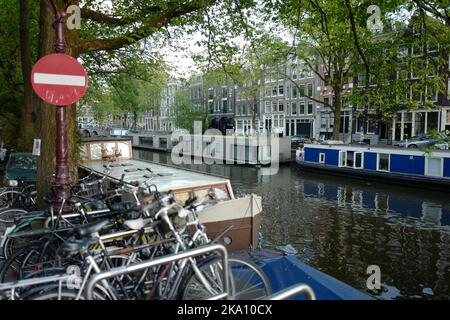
[133,111,137,131]
[35,2,79,208]
[18,0,36,151]
[333,89,342,140]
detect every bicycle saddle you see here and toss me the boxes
[124,218,145,230]
[62,237,98,254]
[76,219,110,238]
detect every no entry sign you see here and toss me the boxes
[31,53,88,106]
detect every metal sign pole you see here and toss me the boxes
[47,1,71,204]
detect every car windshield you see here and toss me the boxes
[8,154,37,170]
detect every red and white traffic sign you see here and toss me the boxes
[31,53,88,106]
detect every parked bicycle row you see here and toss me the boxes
[0,165,271,300]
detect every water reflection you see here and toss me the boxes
[136,149,450,300]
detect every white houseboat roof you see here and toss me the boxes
[80,158,232,194]
[303,143,450,158]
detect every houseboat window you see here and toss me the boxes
[426,157,442,176]
[355,152,363,169]
[117,142,131,158]
[104,142,115,153]
[80,145,88,161]
[174,191,194,206]
[90,144,102,160]
[194,185,230,202]
[339,151,346,167]
[212,186,230,201]
[319,153,326,164]
[346,151,354,167]
[378,153,390,171]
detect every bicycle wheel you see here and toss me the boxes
[0,246,41,282]
[0,190,25,209]
[0,208,28,231]
[227,258,272,300]
[179,256,272,300]
[27,288,82,300]
[2,216,47,259]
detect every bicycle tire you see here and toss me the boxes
[27,288,83,300]
[0,207,28,227]
[0,190,25,209]
[2,216,47,259]
[178,255,272,300]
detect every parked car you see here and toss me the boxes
[2,152,37,186]
[291,135,311,149]
[397,133,448,148]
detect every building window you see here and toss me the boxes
[272,101,277,113]
[278,85,284,96]
[307,101,313,115]
[426,86,438,102]
[397,46,408,59]
[278,101,284,112]
[272,86,278,96]
[292,86,298,98]
[319,153,325,164]
[358,73,366,87]
[299,102,305,115]
[307,83,313,97]
[411,42,422,57]
[265,87,271,97]
[286,102,291,115]
[445,109,450,131]
[291,102,297,115]
[426,40,439,53]
[265,101,271,113]
[340,111,350,133]
[299,85,305,97]
[222,100,228,111]
[377,153,390,172]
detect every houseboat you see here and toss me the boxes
[79,137,262,252]
[295,144,450,190]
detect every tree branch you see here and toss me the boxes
[78,0,217,53]
[344,0,371,79]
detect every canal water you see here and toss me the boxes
[136,149,450,300]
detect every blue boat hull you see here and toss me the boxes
[237,250,374,300]
[296,159,450,191]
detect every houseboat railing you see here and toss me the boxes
[267,284,316,300]
[85,243,229,300]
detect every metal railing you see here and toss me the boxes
[85,243,229,300]
[0,273,72,300]
[267,284,316,300]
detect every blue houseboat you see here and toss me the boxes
[296,144,450,190]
